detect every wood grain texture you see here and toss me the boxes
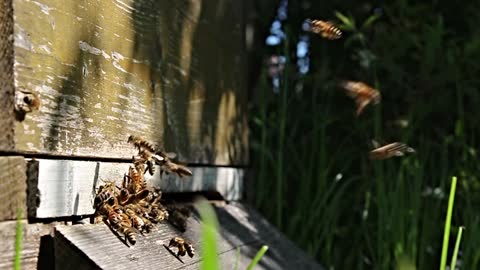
[13,0,248,166]
[31,158,244,218]
[54,202,323,269]
[0,156,27,221]
[0,0,15,150]
[0,220,57,270]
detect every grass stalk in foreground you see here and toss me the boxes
[14,208,22,270]
[196,198,220,270]
[440,176,457,270]
[450,226,465,270]
[247,245,269,270]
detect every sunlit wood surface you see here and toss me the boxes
[13,0,248,165]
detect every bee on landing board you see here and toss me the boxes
[168,237,195,258]
[338,80,381,116]
[306,19,342,40]
[369,141,416,160]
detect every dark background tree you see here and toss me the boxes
[248,0,480,269]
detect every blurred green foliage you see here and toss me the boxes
[249,0,480,269]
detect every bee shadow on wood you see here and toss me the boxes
[163,244,185,264]
[103,220,132,248]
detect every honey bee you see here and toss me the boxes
[116,221,137,245]
[168,237,195,258]
[128,135,165,175]
[125,208,146,232]
[128,135,192,178]
[339,80,381,116]
[369,141,415,160]
[106,206,137,245]
[306,19,342,40]
[127,135,156,153]
[14,90,41,121]
[150,204,170,223]
[124,165,146,194]
[155,151,192,178]
[93,182,117,209]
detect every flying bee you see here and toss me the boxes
[127,135,156,152]
[155,151,192,178]
[14,90,41,121]
[369,141,416,160]
[137,149,164,175]
[306,19,342,40]
[160,160,193,178]
[339,80,381,116]
[168,237,195,258]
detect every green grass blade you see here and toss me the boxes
[233,247,240,270]
[440,176,457,270]
[246,245,269,270]
[196,199,220,270]
[14,208,23,270]
[450,226,465,270]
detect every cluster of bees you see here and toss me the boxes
[307,19,415,159]
[93,135,195,259]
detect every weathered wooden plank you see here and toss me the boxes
[13,0,248,166]
[0,220,57,270]
[0,0,16,150]
[0,156,27,221]
[54,203,323,269]
[30,158,244,218]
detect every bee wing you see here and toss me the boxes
[166,152,177,159]
[355,97,371,116]
[371,139,381,149]
[369,142,414,160]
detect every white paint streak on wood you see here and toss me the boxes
[33,159,244,218]
[30,0,54,15]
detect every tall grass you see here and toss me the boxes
[196,199,268,270]
[440,177,457,270]
[250,0,480,269]
[14,208,22,270]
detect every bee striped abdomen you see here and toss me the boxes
[308,20,342,40]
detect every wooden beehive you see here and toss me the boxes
[0,0,323,269]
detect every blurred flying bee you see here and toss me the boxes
[306,19,342,40]
[168,237,195,258]
[14,90,41,121]
[128,135,192,178]
[128,135,165,175]
[369,140,416,160]
[128,135,156,152]
[156,151,192,178]
[339,80,381,116]
[167,204,191,232]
